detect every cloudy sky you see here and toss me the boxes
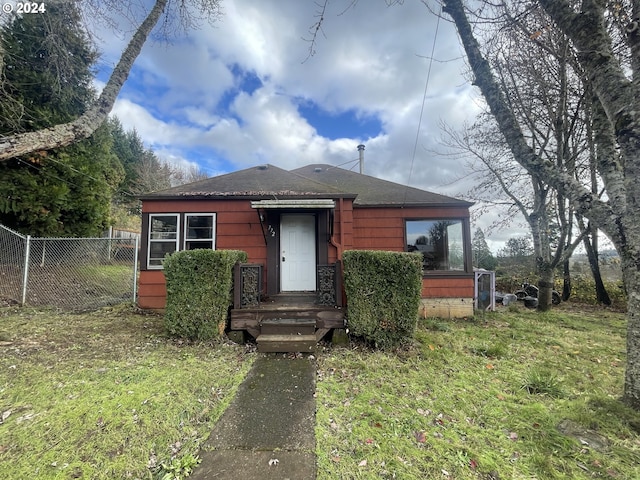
[91,0,517,250]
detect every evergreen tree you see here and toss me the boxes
[0,3,123,236]
[108,116,172,216]
[0,2,96,132]
[472,228,497,270]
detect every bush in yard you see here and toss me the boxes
[163,249,247,341]
[343,250,423,349]
[564,275,627,308]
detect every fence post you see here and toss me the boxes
[132,237,139,304]
[21,235,31,306]
[107,226,113,262]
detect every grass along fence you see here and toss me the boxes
[0,224,138,310]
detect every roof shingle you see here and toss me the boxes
[141,163,471,208]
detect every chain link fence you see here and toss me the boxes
[0,224,138,310]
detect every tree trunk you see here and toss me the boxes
[0,0,168,161]
[536,259,554,312]
[583,227,611,305]
[443,0,640,407]
[562,259,571,301]
[622,249,640,409]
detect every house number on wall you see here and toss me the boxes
[268,225,276,237]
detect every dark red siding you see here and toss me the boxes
[351,206,474,298]
[139,199,266,309]
[137,199,474,310]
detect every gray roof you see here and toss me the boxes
[141,163,471,208]
[140,164,352,200]
[292,164,472,207]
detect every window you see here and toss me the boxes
[185,214,216,250]
[406,219,466,272]
[146,213,217,269]
[148,214,179,268]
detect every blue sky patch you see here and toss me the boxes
[218,66,263,110]
[297,101,383,140]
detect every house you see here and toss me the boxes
[138,163,474,349]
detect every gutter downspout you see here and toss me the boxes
[329,197,346,309]
[329,197,345,260]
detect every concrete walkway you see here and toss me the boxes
[189,354,316,480]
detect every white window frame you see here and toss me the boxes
[148,214,180,269]
[184,213,217,251]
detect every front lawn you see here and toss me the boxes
[316,305,640,479]
[2,302,638,479]
[0,304,255,479]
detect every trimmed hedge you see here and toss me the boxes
[343,250,423,349]
[163,249,248,341]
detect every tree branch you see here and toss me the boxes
[442,0,617,237]
[0,0,168,161]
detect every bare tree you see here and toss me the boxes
[0,0,222,162]
[441,0,640,408]
[170,162,209,186]
[442,3,597,309]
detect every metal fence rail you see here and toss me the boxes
[0,224,27,305]
[0,224,138,310]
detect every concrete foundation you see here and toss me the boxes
[419,297,474,319]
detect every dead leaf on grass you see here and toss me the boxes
[414,431,426,443]
[358,459,367,467]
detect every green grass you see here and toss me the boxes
[316,304,640,479]
[0,304,255,479]
[2,301,638,479]
[76,264,134,281]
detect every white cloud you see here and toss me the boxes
[95,0,508,228]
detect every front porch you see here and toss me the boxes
[229,263,345,352]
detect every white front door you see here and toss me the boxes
[280,214,316,291]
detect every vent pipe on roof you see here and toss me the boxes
[357,144,365,174]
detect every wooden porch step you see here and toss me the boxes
[257,334,317,353]
[260,318,316,336]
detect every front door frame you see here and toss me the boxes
[265,209,330,296]
[280,214,316,291]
